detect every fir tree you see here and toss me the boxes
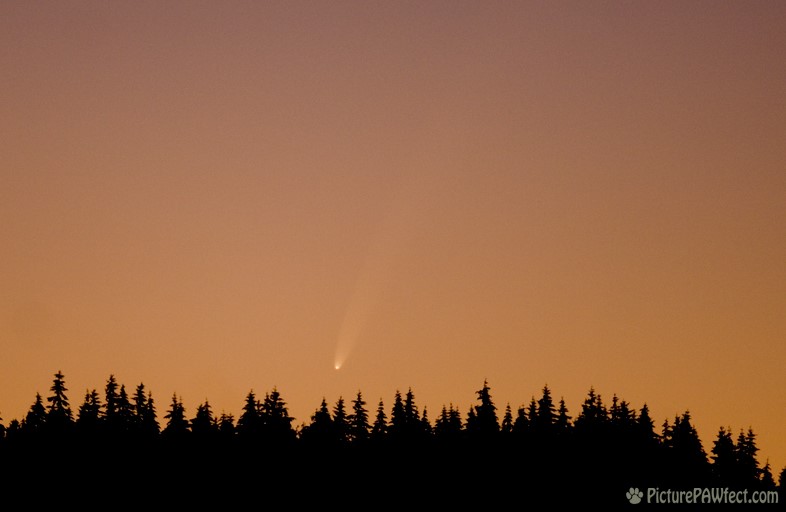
[191,401,217,437]
[76,389,102,435]
[389,391,405,439]
[104,375,120,424]
[736,427,760,485]
[163,394,189,438]
[333,396,349,444]
[556,398,572,432]
[24,393,47,435]
[760,460,775,489]
[370,399,387,441]
[535,385,555,433]
[348,391,370,443]
[500,404,514,435]
[301,398,333,446]
[218,413,236,438]
[236,390,262,438]
[468,380,498,439]
[261,388,295,442]
[46,370,73,433]
[711,426,736,485]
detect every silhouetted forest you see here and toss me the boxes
[0,371,782,507]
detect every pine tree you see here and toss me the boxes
[116,385,134,433]
[636,404,658,447]
[500,404,514,435]
[556,398,572,432]
[24,393,47,435]
[261,388,295,442]
[536,385,556,433]
[301,398,333,446]
[668,411,709,484]
[513,404,529,436]
[104,375,120,424]
[348,391,370,443]
[218,413,236,438]
[163,394,189,438]
[132,385,159,438]
[237,390,262,438]
[333,396,349,444]
[46,370,73,434]
[76,389,102,436]
[435,404,463,441]
[389,391,405,439]
[736,427,760,485]
[371,399,387,442]
[778,466,785,490]
[191,401,217,437]
[760,460,775,489]
[711,426,736,485]
[468,379,498,439]
[404,388,421,433]
[420,406,432,436]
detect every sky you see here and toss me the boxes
[1,1,784,471]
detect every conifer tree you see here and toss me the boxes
[555,398,572,432]
[46,370,73,433]
[24,393,47,435]
[261,388,295,442]
[76,389,102,435]
[163,394,189,438]
[237,390,262,438]
[500,404,513,435]
[736,427,760,484]
[191,401,217,437]
[333,396,349,444]
[348,391,370,443]
[371,399,387,441]
[711,426,736,484]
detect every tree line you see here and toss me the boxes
[0,371,783,502]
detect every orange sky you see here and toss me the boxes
[1,1,784,471]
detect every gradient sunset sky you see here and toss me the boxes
[1,1,784,470]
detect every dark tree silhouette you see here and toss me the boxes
[0,371,780,507]
[500,404,513,435]
[46,370,72,434]
[512,404,529,437]
[370,399,387,442]
[389,390,405,440]
[218,412,235,438]
[301,398,333,446]
[466,379,498,439]
[348,391,370,443]
[23,393,47,436]
[132,384,159,438]
[435,404,462,443]
[555,398,571,433]
[236,391,262,439]
[76,389,102,436]
[760,460,776,489]
[104,375,120,425]
[664,411,709,485]
[535,385,556,434]
[191,401,217,438]
[261,388,295,444]
[332,396,349,444]
[736,427,760,486]
[711,426,737,485]
[163,394,188,439]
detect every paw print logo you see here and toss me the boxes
[626,487,644,505]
